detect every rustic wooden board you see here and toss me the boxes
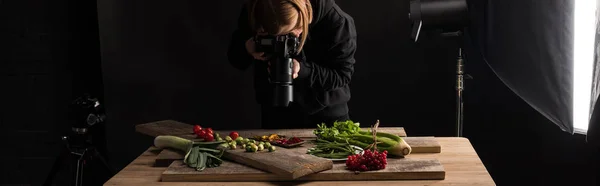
[106,138,494,186]
[158,140,445,182]
[135,120,407,138]
[138,120,440,169]
[154,149,183,167]
[221,147,333,179]
[234,128,407,138]
[404,137,441,153]
[154,136,441,167]
[162,158,445,182]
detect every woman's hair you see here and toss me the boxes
[248,0,313,53]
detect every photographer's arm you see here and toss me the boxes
[227,6,254,70]
[295,13,357,91]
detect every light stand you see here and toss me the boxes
[456,47,465,137]
[409,0,469,137]
[442,31,467,137]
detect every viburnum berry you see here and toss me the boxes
[346,149,388,171]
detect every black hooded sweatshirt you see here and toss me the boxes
[227,0,357,125]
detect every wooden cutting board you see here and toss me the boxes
[139,120,445,181]
[136,120,408,137]
[154,137,441,167]
[221,147,332,180]
[136,120,440,153]
[158,141,445,182]
[138,120,441,167]
[404,137,441,153]
[153,139,333,179]
[163,158,445,182]
[162,155,445,182]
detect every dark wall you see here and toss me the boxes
[1,0,109,185]
[96,0,461,170]
[1,0,598,185]
[96,0,599,185]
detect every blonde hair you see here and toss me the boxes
[248,0,313,54]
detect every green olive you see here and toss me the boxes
[258,144,264,151]
[236,137,245,144]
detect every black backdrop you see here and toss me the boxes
[95,0,600,185]
[97,0,460,169]
[5,0,599,185]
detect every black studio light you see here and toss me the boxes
[409,0,469,42]
[409,0,470,137]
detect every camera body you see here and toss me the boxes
[70,94,106,130]
[254,34,299,107]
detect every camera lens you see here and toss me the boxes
[273,84,293,107]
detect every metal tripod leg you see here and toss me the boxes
[43,136,71,186]
[43,148,67,186]
[92,148,115,175]
[74,148,86,186]
[75,153,84,186]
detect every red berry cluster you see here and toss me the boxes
[278,137,303,144]
[346,149,388,171]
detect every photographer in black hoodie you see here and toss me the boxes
[227,0,357,129]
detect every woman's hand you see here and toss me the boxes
[292,59,300,79]
[246,38,267,61]
[267,59,300,79]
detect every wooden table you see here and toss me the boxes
[104,137,495,186]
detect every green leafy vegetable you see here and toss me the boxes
[154,135,226,171]
[333,120,361,135]
[307,139,360,159]
[312,120,412,157]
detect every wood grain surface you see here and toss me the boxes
[161,139,443,181]
[103,137,495,186]
[232,128,407,138]
[136,120,439,165]
[221,147,333,180]
[153,136,441,167]
[404,137,441,153]
[154,136,441,167]
[162,158,444,182]
[154,149,182,167]
[135,120,407,138]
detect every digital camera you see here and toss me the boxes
[254,34,299,107]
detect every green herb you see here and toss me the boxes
[312,120,412,157]
[307,139,359,159]
[154,135,226,171]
